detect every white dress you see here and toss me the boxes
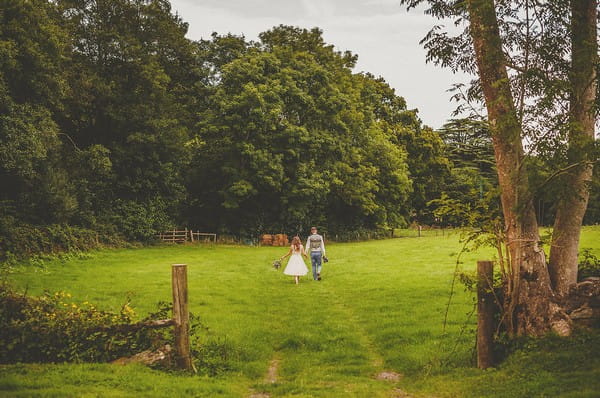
[283,245,309,276]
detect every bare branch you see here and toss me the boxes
[58,133,82,152]
[540,160,597,188]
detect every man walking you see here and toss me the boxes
[305,226,326,281]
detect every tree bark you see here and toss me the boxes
[549,0,598,297]
[466,0,570,336]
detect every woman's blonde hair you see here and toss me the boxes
[291,236,301,250]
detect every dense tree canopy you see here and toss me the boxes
[188,27,416,235]
[0,1,450,245]
[1,0,596,253]
[430,118,499,227]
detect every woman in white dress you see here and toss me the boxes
[279,236,309,284]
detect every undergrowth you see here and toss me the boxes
[0,284,233,375]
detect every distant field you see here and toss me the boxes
[2,227,599,397]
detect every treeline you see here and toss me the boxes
[0,0,597,254]
[0,0,444,244]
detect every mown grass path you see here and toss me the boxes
[2,227,600,397]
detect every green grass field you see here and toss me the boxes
[2,227,600,397]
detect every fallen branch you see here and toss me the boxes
[112,344,173,366]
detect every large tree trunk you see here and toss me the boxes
[549,0,598,297]
[466,0,570,336]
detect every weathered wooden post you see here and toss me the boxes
[477,260,495,369]
[172,264,192,371]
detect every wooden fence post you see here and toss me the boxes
[477,260,495,369]
[172,264,192,371]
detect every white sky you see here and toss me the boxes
[168,0,471,129]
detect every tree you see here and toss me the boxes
[1,0,205,241]
[402,0,598,336]
[548,0,598,296]
[186,27,414,236]
[53,0,202,237]
[396,122,451,225]
[357,73,451,225]
[466,0,566,336]
[0,0,76,224]
[432,118,499,227]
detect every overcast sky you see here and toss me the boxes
[168,0,471,129]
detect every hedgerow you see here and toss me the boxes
[0,284,232,374]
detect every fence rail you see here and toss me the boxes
[157,229,217,243]
[157,229,188,243]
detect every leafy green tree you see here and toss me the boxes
[355,73,450,226]
[431,118,498,227]
[396,123,450,225]
[1,0,206,241]
[402,0,598,336]
[52,0,203,236]
[187,27,414,236]
[0,1,453,247]
[0,0,76,224]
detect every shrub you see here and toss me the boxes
[0,285,171,363]
[329,228,392,242]
[0,220,116,262]
[578,248,600,281]
[101,198,173,242]
[0,285,235,375]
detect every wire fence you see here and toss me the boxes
[391,227,454,239]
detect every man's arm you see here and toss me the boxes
[305,237,310,255]
[321,235,326,256]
